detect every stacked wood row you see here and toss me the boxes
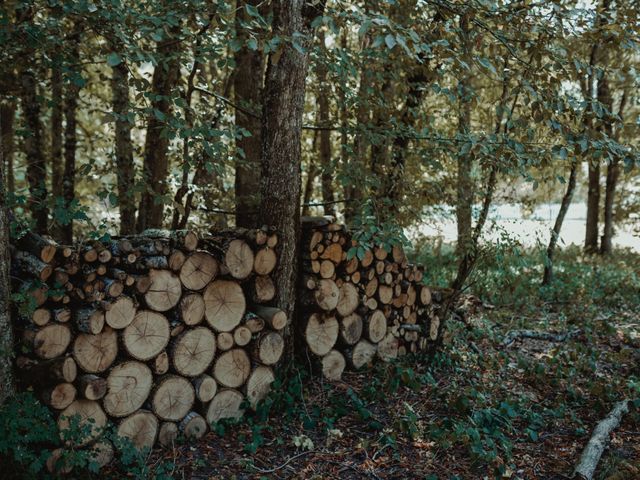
[10,227,284,464]
[298,217,441,381]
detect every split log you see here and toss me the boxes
[336,282,358,316]
[151,375,195,421]
[313,279,339,311]
[206,389,244,424]
[366,310,387,343]
[223,239,254,280]
[179,411,207,440]
[217,332,234,351]
[12,250,53,281]
[28,324,71,359]
[180,293,205,325]
[249,275,275,303]
[574,400,630,480]
[304,314,339,356]
[103,361,153,417]
[77,374,107,400]
[320,350,346,381]
[123,310,170,361]
[144,269,181,312]
[377,333,399,362]
[117,410,158,451]
[58,400,107,446]
[21,355,77,384]
[253,332,284,366]
[104,296,136,329]
[42,383,76,410]
[339,313,363,346]
[158,422,178,448]
[152,351,169,375]
[245,366,275,409]
[347,340,376,369]
[32,308,51,326]
[172,327,216,376]
[204,280,246,332]
[252,305,287,331]
[213,349,251,388]
[179,251,218,291]
[192,374,217,402]
[233,325,252,347]
[253,247,277,276]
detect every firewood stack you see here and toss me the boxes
[11,227,284,461]
[299,217,441,381]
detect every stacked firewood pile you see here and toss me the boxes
[11,227,285,463]
[299,217,440,381]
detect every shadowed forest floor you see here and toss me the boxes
[136,249,640,479]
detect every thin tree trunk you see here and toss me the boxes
[600,86,624,255]
[61,41,81,245]
[234,0,264,228]
[316,36,335,217]
[136,34,181,232]
[339,30,348,218]
[0,101,15,403]
[456,13,473,254]
[51,61,63,200]
[543,159,579,285]
[112,60,136,235]
[584,161,600,253]
[0,103,15,196]
[20,70,49,234]
[302,129,319,217]
[260,0,324,363]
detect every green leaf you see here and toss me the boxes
[247,38,258,51]
[385,34,397,49]
[106,52,122,67]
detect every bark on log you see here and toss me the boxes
[179,411,207,439]
[252,305,287,331]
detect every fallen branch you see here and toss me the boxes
[573,400,630,480]
[501,328,580,347]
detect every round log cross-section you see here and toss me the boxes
[58,400,107,446]
[117,410,158,451]
[224,239,254,280]
[145,269,181,312]
[180,251,218,291]
[305,314,339,356]
[73,327,118,373]
[206,389,244,424]
[213,349,251,388]
[204,280,246,332]
[172,327,216,377]
[246,366,275,409]
[151,375,195,421]
[103,361,153,417]
[123,310,170,361]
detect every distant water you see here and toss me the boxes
[409,203,640,252]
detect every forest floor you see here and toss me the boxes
[144,248,640,480]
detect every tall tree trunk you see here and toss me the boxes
[20,70,48,234]
[234,0,264,228]
[301,129,319,217]
[600,83,623,255]
[112,60,136,235]
[543,159,579,285]
[456,13,473,254]
[260,0,323,363]
[136,34,181,232]
[0,102,15,196]
[584,161,600,254]
[338,30,349,219]
[51,61,63,200]
[61,42,81,245]
[316,34,335,217]
[0,110,14,404]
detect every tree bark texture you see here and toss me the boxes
[316,31,335,217]
[20,70,49,234]
[0,108,15,403]
[260,0,323,362]
[136,35,181,232]
[0,102,15,196]
[234,0,264,228]
[456,13,473,254]
[51,62,64,201]
[61,41,81,245]
[112,61,136,235]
